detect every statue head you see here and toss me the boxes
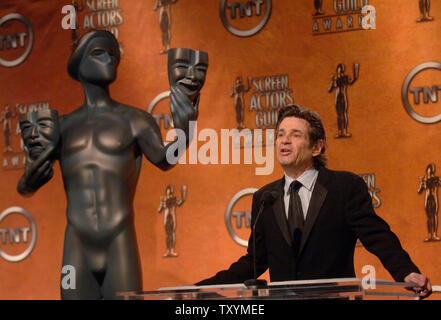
[68,30,120,85]
[167,48,208,103]
[19,109,59,161]
[166,185,174,197]
[337,63,345,75]
[426,163,436,177]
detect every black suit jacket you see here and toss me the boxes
[197,166,420,285]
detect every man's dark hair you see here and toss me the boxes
[276,104,327,168]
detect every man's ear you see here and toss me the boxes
[312,139,324,157]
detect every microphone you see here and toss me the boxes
[244,190,279,289]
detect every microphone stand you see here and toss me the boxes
[244,199,268,291]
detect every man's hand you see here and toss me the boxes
[404,272,432,299]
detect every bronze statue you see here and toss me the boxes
[158,185,187,257]
[154,0,179,54]
[231,76,251,130]
[418,163,441,242]
[1,105,16,153]
[17,30,208,299]
[417,0,433,22]
[328,63,359,138]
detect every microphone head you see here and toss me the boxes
[261,190,279,205]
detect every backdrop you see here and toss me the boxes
[0,0,440,299]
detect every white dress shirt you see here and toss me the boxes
[283,167,319,220]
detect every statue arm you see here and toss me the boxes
[135,110,177,171]
[158,196,165,213]
[153,0,160,11]
[328,75,336,93]
[417,177,426,194]
[176,185,187,206]
[135,89,197,171]
[349,64,359,84]
[245,76,252,92]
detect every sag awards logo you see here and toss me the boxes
[312,0,375,35]
[1,102,50,170]
[62,0,124,54]
[0,206,37,262]
[401,62,441,124]
[0,13,34,68]
[230,74,294,149]
[220,0,272,37]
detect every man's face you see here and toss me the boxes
[20,110,59,160]
[78,37,119,85]
[276,117,321,171]
[168,48,208,102]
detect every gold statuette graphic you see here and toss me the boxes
[1,105,16,154]
[153,0,178,54]
[418,163,441,242]
[328,63,359,138]
[417,0,434,22]
[231,76,252,130]
[71,0,85,46]
[158,185,187,257]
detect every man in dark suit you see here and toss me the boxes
[197,104,432,298]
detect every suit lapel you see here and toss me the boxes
[271,178,292,247]
[298,167,329,256]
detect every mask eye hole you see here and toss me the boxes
[91,49,106,56]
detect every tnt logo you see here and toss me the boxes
[0,206,37,262]
[402,62,441,124]
[226,0,265,19]
[225,188,257,247]
[220,0,272,37]
[0,13,34,68]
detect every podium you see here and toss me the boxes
[118,278,420,300]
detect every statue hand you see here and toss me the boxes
[18,160,54,196]
[169,85,199,136]
[17,145,55,196]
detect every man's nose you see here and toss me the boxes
[279,135,291,144]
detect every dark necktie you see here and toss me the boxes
[288,181,304,247]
